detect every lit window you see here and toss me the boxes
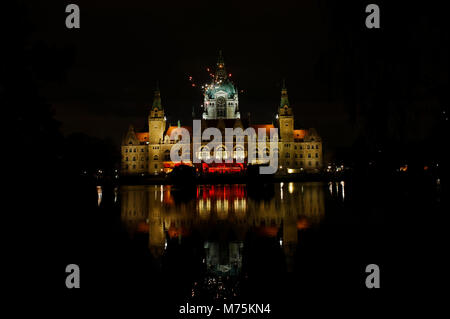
[216,147,227,160]
[201,147,210,160]
[234,147,245,160]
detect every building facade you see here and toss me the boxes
[121,53,323,175]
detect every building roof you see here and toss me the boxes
[135,132,149,143]
[294,129,307,140]
[205,80,236,99]
[133,126,315,144]
[250,124,275,135]
[200,119,249,129]
[165,125,193,139]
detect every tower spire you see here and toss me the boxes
[280,79,290,108]
[215,50,227,83]
[152,81,162,110]
[217,50,224,64]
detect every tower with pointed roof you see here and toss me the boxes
[203,50,240,120]
[278,80,294,141]
[148,83,166,144]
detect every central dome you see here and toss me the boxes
[206,80,236,99]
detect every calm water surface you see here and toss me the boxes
[84,177,443,313]
[111,182,355,301]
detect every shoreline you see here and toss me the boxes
[117,173,346,185]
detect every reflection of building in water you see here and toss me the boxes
[120,183,325,270]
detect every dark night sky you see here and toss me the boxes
[21,0,448,153]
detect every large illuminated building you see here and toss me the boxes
[121,52,323,175]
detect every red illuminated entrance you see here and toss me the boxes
[199,162,245,174]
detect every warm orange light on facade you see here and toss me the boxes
[135,132,149,142]
[250,124,275,136]
[293,129,307,140]
[165,126,193,138]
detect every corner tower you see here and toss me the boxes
[278,80,294,141]
[148,83,166,144]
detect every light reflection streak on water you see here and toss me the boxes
[113,187,118,203]
[289,182,294,194]
[280,182,284,200]
[96,186,102,206]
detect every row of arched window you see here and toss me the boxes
[124,164,148,169]
[285,153,320,159]
[285,144,320,150]
[124,156,149,162]
[124,148,147,153]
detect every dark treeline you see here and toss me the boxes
[2,2,120,303]
[316,0,448,173]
